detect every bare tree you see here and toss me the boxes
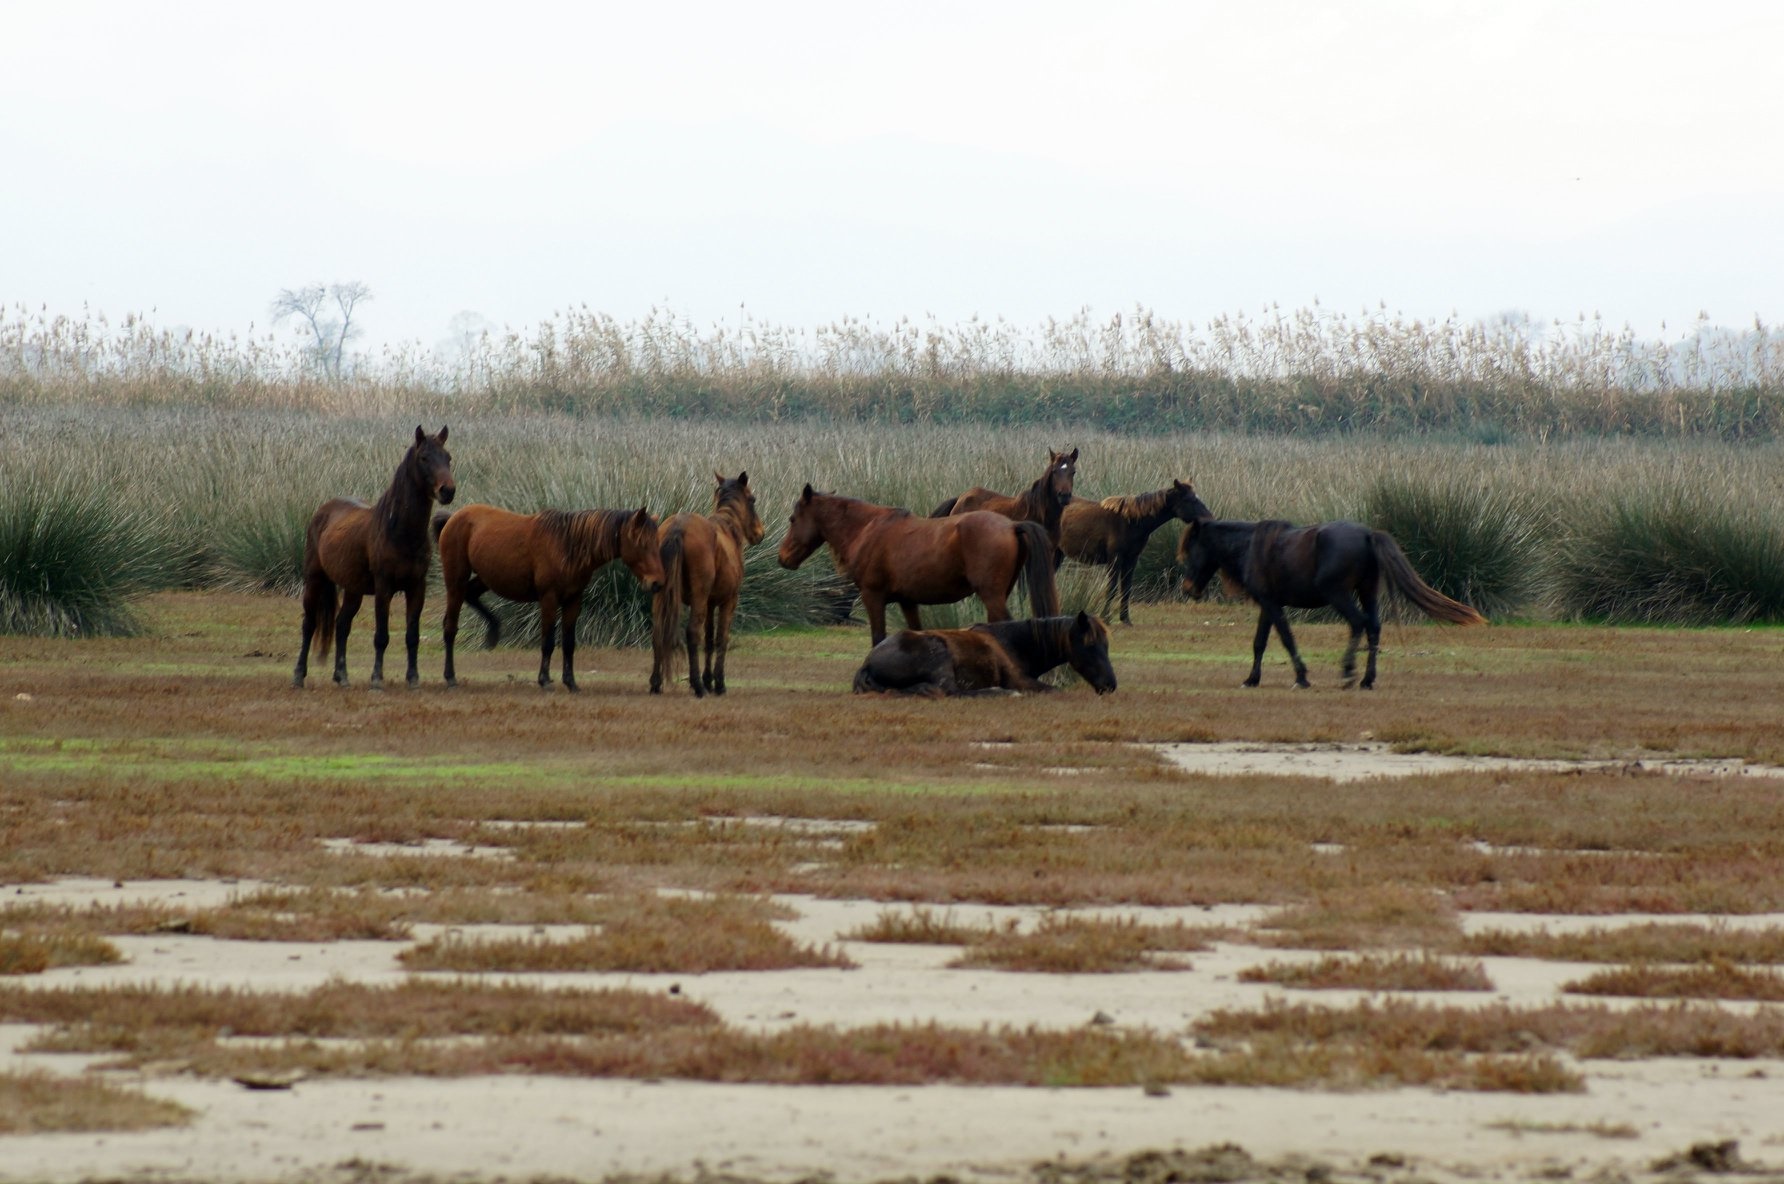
[270,281,372,380]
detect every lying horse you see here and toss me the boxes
[853,612,1117,697]
[1179,517,1487,689]
[434,503,664,691]
[1059,478,1211,624]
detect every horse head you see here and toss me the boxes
[1066,610,1117,694]
[777,483,827,569]
[410,424,456,504]
[1044,448,1078,503]
[622,506,666,593]
[714,471,765,545]
[1178,518,1220,600]
[1170,478,1213,524]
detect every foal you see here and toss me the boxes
[650,472,766,697]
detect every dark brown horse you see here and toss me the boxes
[929,448,1078,560]
[779,486,1060,645]
[852,612,1117,697]
[1060,479,1212,624]
[1179,517,1488,689]
[293,425,456,690]
[650,472,766,697]
[434,504,664,691]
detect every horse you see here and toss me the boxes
[1059,479,1212,624]
[433,504,665,692]
[852,612,1118,697]
[293,425,456,690]
[650,472,766,697]
[779,486,1059,646]
[1178,517,1488,689]
[929,448,1078,560]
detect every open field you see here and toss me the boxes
[3,591,1784,1181]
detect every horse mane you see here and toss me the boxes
[975,614,1092,675]
[372,440,434,547]
[1097,487,1173,521]
[538,508,629,562]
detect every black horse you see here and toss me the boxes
[1179,518,1487,689]
[852,612,1117,697]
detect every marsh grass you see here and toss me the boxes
[399,894,852,973]
[846,907,991,945]
[0,930,123,974]
[1253,888,1464,951]
[1237,952,1493,992]
[0,1071,190,1134]
[1463,923,1784,964]
[1356,474,1544,619]
[947,915,1209,973]
[1563,963,1784,1001]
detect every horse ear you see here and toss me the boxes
[1075,610,1091,629]
[437,425,448,443]
[414,425,426,444]
[802,483,814,502]
[737,471,748,486]
[1068,447,1079,463]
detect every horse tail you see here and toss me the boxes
[430,508,453,545]
[301,514,339,663]
[1013,520,1060,619]
[466,593,501,650]
[652,524,687,681]
[1371,530,1488,626]
[928,497,959,518]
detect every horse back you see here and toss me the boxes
[948,487,1009,517]
[1059,499,1119,563]
[305,498,377,590]
[1251,520,1377,606]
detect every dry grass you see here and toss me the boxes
[1464,922,1784,964]
[1563,963,1784,1001]
[0,1071,190,1134]
[401,894,851,973]
[1484,1119,1640,1139]
[0,929,123,974]
[1237,952,1493,992]
[948,915,1209,973]
[846,907,992,945]
[1251,888,1465,951]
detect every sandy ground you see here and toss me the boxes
[6,878,1784,1183]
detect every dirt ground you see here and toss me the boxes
[4,594,1784,1182]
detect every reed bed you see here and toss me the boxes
[3,404,1781,638]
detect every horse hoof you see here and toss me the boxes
[445,678,457,689]
[369,678,384,692]
[563,682,579,694]
[1294,680,1311,690]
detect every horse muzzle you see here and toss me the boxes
[437,483,457,505]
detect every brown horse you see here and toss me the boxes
[929,448,1078,559]
[433,504,664,691]
[852,612,1118,697]
[1060,479,1212,624]
[779,486,1060,645]
[293,425,456,690]
[650,472,766,697]
[1179,517,1488,689]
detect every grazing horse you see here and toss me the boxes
[1060,479,1213,624]
[1179,518,1488,689]
[853,612,1118,697]
[650,472,766,697]
[779,486,1059,645]
[433,504,665,692]
[293,425,456,690]
[929,448,1078,560]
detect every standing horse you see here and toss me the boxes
[853,612,1118,697]
[293,425,456,690]
[1179,518,1488,689]
[779,486,1059,646]
[929,448,1078,560]
[1060,479,1212,624]
[434,504,664,692]
[650,472,766,697]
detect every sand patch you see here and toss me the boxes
[1154,742,1784,783]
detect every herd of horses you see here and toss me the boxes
[291,426,1487,699]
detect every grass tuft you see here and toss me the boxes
[948,914,1207,973]
[0,930,124,975]
[0,470,177,635]
[1237,952,1493,992]
[1563,963,1784,1002]
[0,1071,190,1133]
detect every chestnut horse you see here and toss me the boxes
[779,486,1060,645]
[1060,479,1212,624]
[1179,517,1488,689]
[433,504,664,691]
[853,612,1118,697]
[650,472,766,697]
[929,448,1078,561]
[293,425,456,690]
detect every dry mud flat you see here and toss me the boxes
[5,880,1784,1184]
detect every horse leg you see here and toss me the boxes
[1117,556,1137,625]
[709,597,738,695]
[684,592,706,698]
[1359,585,1382,690]
[861,590,891,646]
[559,599,581,692]
[701,603,718,692]
[1099,565,1121,622]
[403,584,425,688]
[333,591,363,686]
[369,586,394,690]
[1268,605,1311,689]
[442,582,462,688]
[898,601,923,632]
[537,594,559,689]
[1327,593,1369,689]
[294,577,321,688]
[1244,609,1271,687]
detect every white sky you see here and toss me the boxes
[4,0,1781,354]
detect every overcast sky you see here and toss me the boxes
[5,1,1781,354]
